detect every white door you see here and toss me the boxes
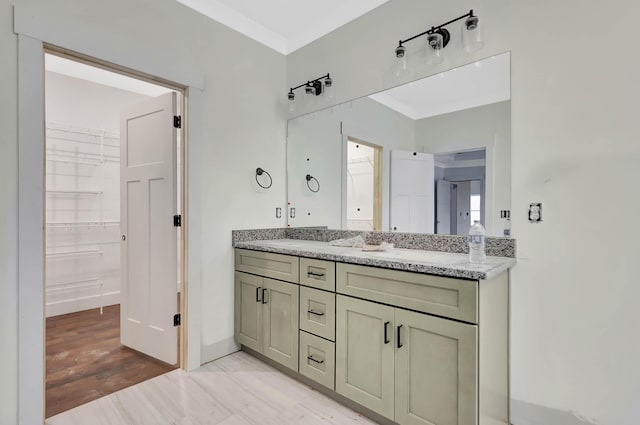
[120,92,178,365]
[390,150,434,233]
[436,180,452,234]
[455,181,471,236]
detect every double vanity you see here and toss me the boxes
[233,229,515,425]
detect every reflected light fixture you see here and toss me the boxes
[287,73,333,111]
[394,10,483,68]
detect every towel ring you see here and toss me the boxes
[306,174,320,193]
[255,168,272,189]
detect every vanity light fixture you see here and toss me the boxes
[287,73,333,109]
[394,10,484,66]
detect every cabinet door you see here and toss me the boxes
[336,295,395,419]
[262,278,299,371]
[234,271,263,353]
[395,308,478,425]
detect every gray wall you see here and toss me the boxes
[1,0,286,421]
[287,1,640,424]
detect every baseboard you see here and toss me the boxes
[46,291,120,317]
[200,336,240,365]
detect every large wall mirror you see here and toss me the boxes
[286,52,511,237]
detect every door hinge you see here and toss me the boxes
[174,214,182,227]
[173,313,181,327]
[173,115,182,128]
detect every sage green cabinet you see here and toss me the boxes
[336,294,478,425]
[234,271,299,371]
[234,271,263,353]
[394,308,477,425]
[335,295,395,419]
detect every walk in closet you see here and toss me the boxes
[45,121,122,317]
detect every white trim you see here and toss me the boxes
[13,5,205,90]
[174,0,390,54]
[18,33,45,425]
[45,293,121,318]
[200,336,240,364]
[175,0,287,54]
[17,37,203,425]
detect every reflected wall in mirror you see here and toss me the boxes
[287,52,511,236]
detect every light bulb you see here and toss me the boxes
[425,32,444,65]
[324,81,334,100]
[462,15,484,53]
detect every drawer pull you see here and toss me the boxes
[261,288,268,304]
[384,321,390,344]
[307,355,324,364]
[397,324,403,348]
[308,309,325,316]
[256,287,262,303]
[307,271,325,278]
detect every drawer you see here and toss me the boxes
[300,286,336,341]
[299,331,335,390]
[336,263,478,323]
[235,249,299,283]
[300,258,336,291]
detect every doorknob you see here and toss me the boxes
[122,235,126,241]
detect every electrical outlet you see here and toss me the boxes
[528,203,542,223]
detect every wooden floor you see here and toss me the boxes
[46,305,177,418]
[46,351,378,425]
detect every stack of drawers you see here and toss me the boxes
[298,258,337,390]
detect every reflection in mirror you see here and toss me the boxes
[287,52,510,236]
[346,138,382,231]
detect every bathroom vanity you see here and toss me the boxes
[233,232,515,425]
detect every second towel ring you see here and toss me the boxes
[256,168,273,189]
[306,174,320,193]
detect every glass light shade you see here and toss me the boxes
[323,81,334,100]
[462,17,484,53]
[288,99,295,113]
[394,55,408,77]
[425,32,444,65]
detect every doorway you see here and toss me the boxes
[345,137,382,231]
[44,51,185,418]
[434,149,486,235]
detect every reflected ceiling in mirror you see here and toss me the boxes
[286,52,511,237]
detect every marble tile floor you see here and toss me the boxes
[46,350,378,425]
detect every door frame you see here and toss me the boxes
[18,36,202,424]
[345,136,382,231]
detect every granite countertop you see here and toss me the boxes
[234,239,515,280]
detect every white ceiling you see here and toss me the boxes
[45,54,174,97]
[175,0,389,54]
[369,52,511,120]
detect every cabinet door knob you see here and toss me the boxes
[261,288,268,304]
[397,324,403,348]
[384,321,390,344]
[255,287,262,303]
[308,309,325,316]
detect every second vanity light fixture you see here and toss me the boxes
[395,10,484,70]
[287,73,333,111]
